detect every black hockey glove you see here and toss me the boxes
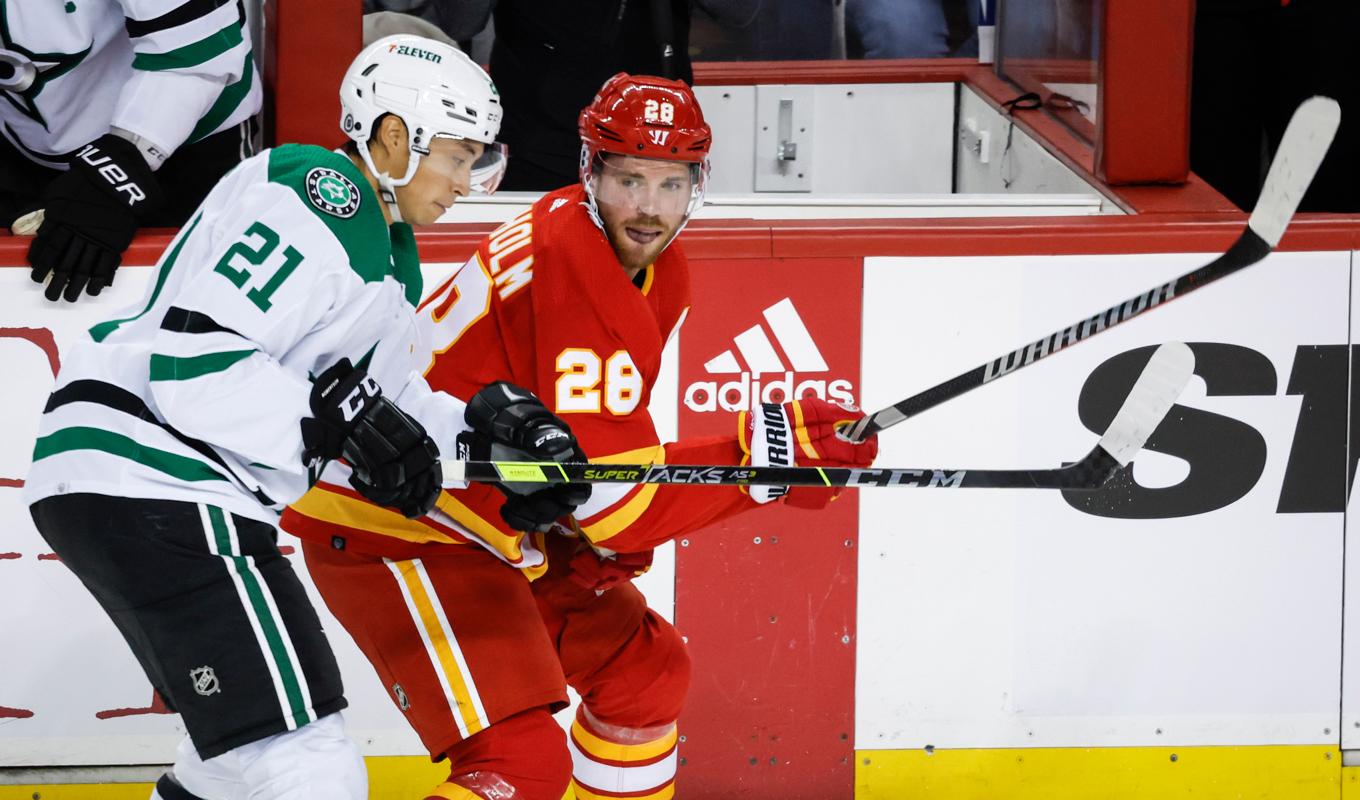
[458,382,592,533]
[29,133,164,302]
[301,359,442,519]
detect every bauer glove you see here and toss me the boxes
[458,382,592,533]
[29,133,164,302]
[739,397,879,510]
[301,359,442,518]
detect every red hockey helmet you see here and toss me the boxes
[578,73,712,237]
[579,72,712,163]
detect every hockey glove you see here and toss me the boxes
[29,133,164,302]
[739,397,879,510]
[459,382,592,533]
[301,359,442,519]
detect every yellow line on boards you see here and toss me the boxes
[856,745,1342,800]
[2,751,1351,799]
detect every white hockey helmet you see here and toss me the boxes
[339,35,507,211]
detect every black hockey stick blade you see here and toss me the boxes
[842,95,1340,444]
[445,343,1193,491]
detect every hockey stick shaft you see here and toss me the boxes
[444,343,1193,491]
[843,96,1340,443]
[446,449,1120,490]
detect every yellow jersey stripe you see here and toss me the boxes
[291,485,458,545]
[435,491,529,565]
[388,559,486,738]
[575,444,667,543]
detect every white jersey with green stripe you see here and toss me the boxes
[0,0,261,167]
[23,144,471,524]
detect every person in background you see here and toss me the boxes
[1191,0,1357,213]
[489,0,758,190]
[2,0,261,302]
[364,9,461,47]
[362,0,495,50]
[846,0,980,58]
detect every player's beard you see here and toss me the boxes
[608,212,675,273]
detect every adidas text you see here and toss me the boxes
[685,371,854,412]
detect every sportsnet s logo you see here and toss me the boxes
[683,297,855,412]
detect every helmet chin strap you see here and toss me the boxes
[357,140,423,224]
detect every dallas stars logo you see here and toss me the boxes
[305,167,361,218]
[0,0,91,130]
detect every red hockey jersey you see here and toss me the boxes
[283,185,753,575]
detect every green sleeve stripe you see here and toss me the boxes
[188,49,254,144]
[132,20,242,71]
[150,349,255,381]
[91,214,202,342]
[32,427,227,483]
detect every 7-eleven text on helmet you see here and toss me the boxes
[339,34,509,222]
[579,73,712,274]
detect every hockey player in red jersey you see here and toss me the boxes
[282,73,879,800]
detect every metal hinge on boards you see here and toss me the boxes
[754,86,813,192]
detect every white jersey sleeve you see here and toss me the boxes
[115,0,259,155]
[0,0,260,166]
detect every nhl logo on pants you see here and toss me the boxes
[191,666,221,696]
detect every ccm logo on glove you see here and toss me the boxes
[534,428,570,449]
[338,375,381,423]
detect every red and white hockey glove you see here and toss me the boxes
[739,398,879,510]
[568,546,654,593]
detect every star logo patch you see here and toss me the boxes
[305,167,361,218]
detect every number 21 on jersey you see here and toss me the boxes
[557,349,643,415]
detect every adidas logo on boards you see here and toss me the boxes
[684,298,855,412]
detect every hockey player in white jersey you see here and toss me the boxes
[1,0,261,302]
[23,35,582,800]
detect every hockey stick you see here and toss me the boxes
[445,342,1193,490]
[841,95,1341,444]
